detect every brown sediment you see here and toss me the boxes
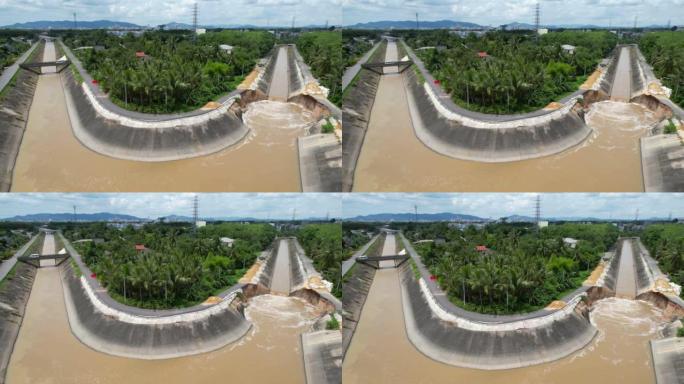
[580,68,603,90]
[584,262,606,286]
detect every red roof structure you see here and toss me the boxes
[477,51,488,58]
[475,245,488,252]
[135,244,146,252]
[135,51,146,58]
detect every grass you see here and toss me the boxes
[326,315,340,330]
[412,64,426,85]
[70,63,84,84]
[321,118,335,134]
[664,119,678,134]
[0,263,18,291]
[677,327,684,338]
[409,258,421,280]
[70,259,82,277]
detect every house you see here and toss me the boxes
[134,244,147,253]
[477,51,488,59]
[219,44,233,54]
[135,51,152,61]
[475,245,488,252]
[563,238,579,248]
[561,44,576,54]
[219,237,235,247]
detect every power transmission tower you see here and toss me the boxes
[535,195,541,228]
[325,20,329,30]
[292,16,296,31]
[192,2,198,41]
[73,205,77,222]
[73,13,77,30]
[292,208,297,221]
[414,205,418,222]
[416,13,419,30]
[633,15,638,31]
[326,211,330,221]
[193,195,199,230]
[534,1,540,41]
[635,208,640,222]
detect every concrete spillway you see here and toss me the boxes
[379,232,396,268]
[270,239,292,294]
[269,46,290,101]
[38,232,56,267]
[611,47,633,102]
[615,239,638,298]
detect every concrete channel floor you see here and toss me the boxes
[651,338,684,384]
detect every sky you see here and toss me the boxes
[342,0,684,27]
[0,0,342,27]
[342,193,684,220]
[0,193,342,220]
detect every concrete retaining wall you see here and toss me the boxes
[0,42,44,191]
[59,260,251,360]
[61,69,250,162]
[398,263,597,370]
[257,47,277,95]
[599,47,620,96]
[341,263,376,357]
[288,45,304,97]
[0,263,37,384]
[341,41,388,191]
[403,67,594,162]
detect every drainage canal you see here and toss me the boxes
[10,41,317,192]
[6,265,320,383]
[353,42,662,192]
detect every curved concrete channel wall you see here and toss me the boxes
[57,233,252,360]
[402,40,597,163]
[397,233,597,370]
[58,40,336,163]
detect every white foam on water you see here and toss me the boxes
[243,100,316,132]
[586,101,660,133]
[245,294,318,330]
[590,297,667,337]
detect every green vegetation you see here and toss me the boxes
[0,223,34,261]
[294,223,343,298]
[664,119,679,134]
[641,224,684,298]
[70,258,83,277]
[342,30,381,69]
[62,222,277,309]
[296,31,343,105]
[639,32,684,108]
[401,30,617,114]
[326,315,340,330]
[401,222,618,314]
[321,118,335,133]
[678,327,684,337]
[61,30,275,113]
[0,31,33,69]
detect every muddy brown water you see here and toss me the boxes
[6,267,318,384]
[270,239,292,294]
[343,267,668,384]
[11,46,315,192]
[353,46,659,192]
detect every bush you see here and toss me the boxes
[326,315,340,330]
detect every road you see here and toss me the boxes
[0,42,38,93]
[610,47,632,102]
[342,235,378,276]
[342,42,380,90]
[0,235,37,281]
[271,239,292,294]
[269,46,290,102]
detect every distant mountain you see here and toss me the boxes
[1,212,145,222]
[346,19,483,30]
[345,212,487,222]
[1,19,142,30]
